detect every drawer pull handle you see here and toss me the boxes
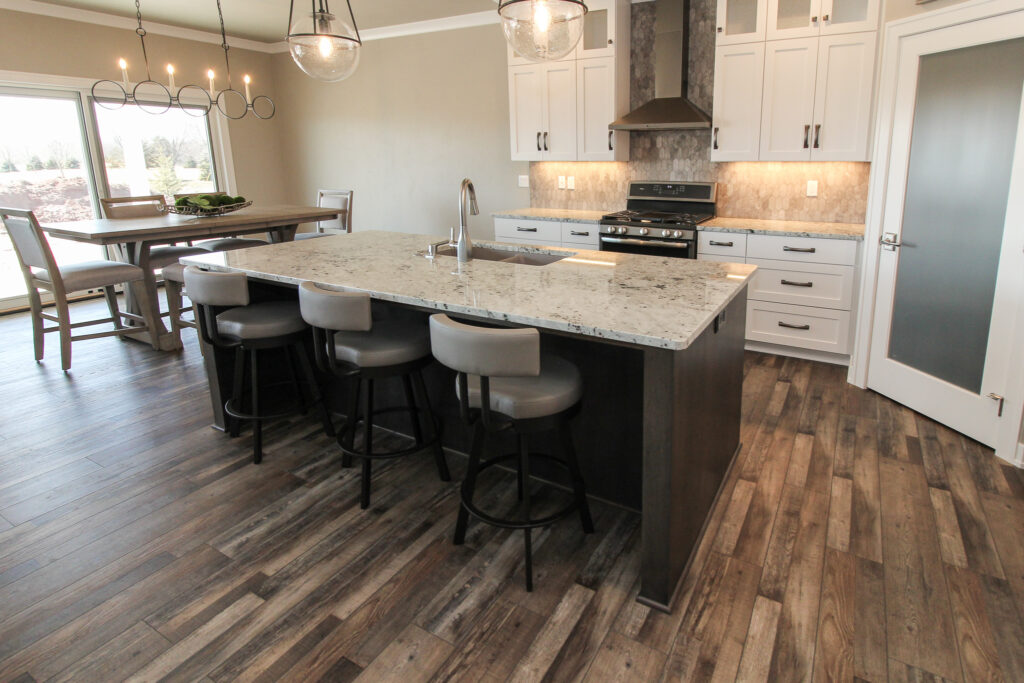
[517,227,537,232]
[570,230,590,236]
[783,246,816,253]
[709,240,733,247]
[778,321,811,330]
[781,279,814,288]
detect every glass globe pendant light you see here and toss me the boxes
[498,0,588,62]
[287,0,362,82]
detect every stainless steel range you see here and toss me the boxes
[600,181,717,258]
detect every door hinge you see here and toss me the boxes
[988,393,1005,417]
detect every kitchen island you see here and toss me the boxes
[183,231,756,612]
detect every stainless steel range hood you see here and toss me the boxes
[609,0,711,131]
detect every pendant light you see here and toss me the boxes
[498,0,588,62]
[287,0,362,82]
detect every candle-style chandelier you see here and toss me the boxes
[91,0,275,120]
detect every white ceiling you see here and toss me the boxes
[31,0,499,43]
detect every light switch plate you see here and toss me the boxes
[558,175,566,189]
[518,175,529,188]
[567,176,575,190]
[806,180,818,197]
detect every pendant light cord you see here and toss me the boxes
[216,0,233,89]
[134,0,151,80]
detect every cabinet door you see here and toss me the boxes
[711,43,765,161]
[810,32,876,160]
[716,0,768,45]
[508,65,544,161]
[576,0,619,59]
[576,57,618,161]
[819,0,879,34]
[543,62,577,160]
[767,0,822,39]
[759,38,818,161]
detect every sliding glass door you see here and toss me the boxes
[0,88,103,310]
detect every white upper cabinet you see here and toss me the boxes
[577,0,622,59]
[508,62,578,161]
[760,38,818,160]
[544,62,578,160]
[811,32,877,160]
[716,0,768,45]
[508,65,545,160]
[577,56,629,161]
[766,0,878,39]
[711,43,765,161]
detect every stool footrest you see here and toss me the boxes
[460,451,581,530]
[337,404,442,461]
[225,380,322,422]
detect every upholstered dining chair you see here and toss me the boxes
[100,195,207,264]
[1,207,151,372]
[293,189,353,240]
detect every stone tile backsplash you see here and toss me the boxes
[528,0,871,224]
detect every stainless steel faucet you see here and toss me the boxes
[457,178,478,262]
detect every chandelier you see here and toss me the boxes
[91,0,275,120]
[286,0,362,82]
[498,0,588,62]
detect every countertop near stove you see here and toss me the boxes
[182,230,756,351]
[701,217,865,241]
[492,208,607,224]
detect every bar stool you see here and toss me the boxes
[298,281,450,509]
[428,314,594,591]
[184,266,334,463]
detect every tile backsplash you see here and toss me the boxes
[528,0,871,225]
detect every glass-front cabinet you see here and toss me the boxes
[765,0,879,40]
[716,0,768,45]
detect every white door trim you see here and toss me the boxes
[849,0,1024,388]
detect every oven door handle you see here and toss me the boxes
[601,236,691,249]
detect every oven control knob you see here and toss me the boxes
[617,226,628,235]
[605,226,615,233]
[672,230,683,238]
[639,228,649,236]
[661,229,671,237]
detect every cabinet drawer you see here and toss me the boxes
[746,300,851,354]
[698,253,745,264]
[494,218,562,243]
[747,258,854,310]
[561,223,600,248]
[698,231,747,257]
[747,234,857,265]
[493,236,563,248]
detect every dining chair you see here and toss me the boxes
[172,193,267,252]
[294,189,353,240]
[1,207,152,372]
[100,196,208,267]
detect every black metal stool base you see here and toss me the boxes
[454,418,594,592]
[336,365,450,510]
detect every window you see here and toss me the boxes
[0,88,103,308]
[93,103,218,203]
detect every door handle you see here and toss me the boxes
[822,13,830,21]
[813,124,821,149]
[803,125,810,149]
[516,226,537,232]
[988,393,1005,417]
[608,130,614,151]
[713,126,719,150]
[880,232,902,250]
[778,321,811,330]
[570,230,590,236]
[536,132,541,151]
[543,132,549,151]
[783,245,816,253]
[709,240,733,247]
[781,279,814,287]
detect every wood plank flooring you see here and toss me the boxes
[1,297,1023,682]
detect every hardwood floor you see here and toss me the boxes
[0,298,1022,682]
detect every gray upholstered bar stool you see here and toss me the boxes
[184,266,334,463]
[299,281,450,509]
[429,314,594,591]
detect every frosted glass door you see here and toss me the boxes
[820,0,879,34]
[868,27,1024,448]
[767,0,822,39]
[716,0,767,45]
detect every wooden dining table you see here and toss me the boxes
[38,204,341,351]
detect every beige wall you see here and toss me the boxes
[270,24,529,240]
[884,0,973,22]
[0,9,287,204]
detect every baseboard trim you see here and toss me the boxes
[744,340,851,366]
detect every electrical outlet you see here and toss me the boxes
[806,180,819,197]
[567,175,575,190]
[558,175,566,189]
[518,175,529,188]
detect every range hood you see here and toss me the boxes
[609,0,711,131]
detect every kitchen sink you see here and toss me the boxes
[429,244,570,266]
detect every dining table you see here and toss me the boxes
[38,204,342,351]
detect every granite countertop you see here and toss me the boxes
[494,208,865,240]
[700,217,865,241]
[182,230,755,350]
[492,208,607,224]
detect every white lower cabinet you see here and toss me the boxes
[698,230,859,359]
[494,218,600,249]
